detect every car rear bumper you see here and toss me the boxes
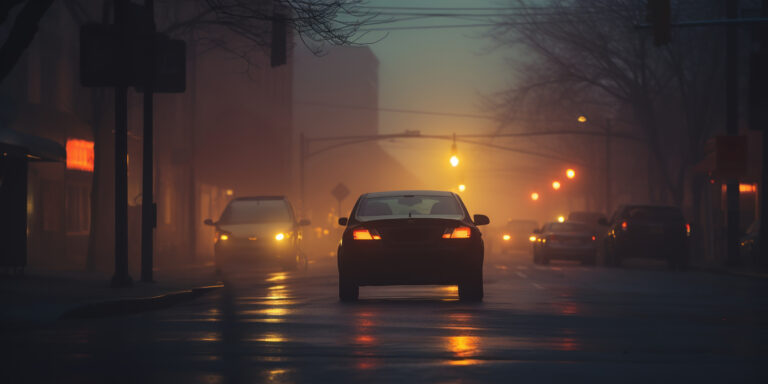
[540,245,595,260]
[339,242,483,285]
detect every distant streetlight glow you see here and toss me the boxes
[566,169,576,179]
[578,115,587,123]
[557,215,565,223]
[552,181,561,190]
[450,155,460,167]
[531,192,540,201]
[226,189,234,196]
[458,184,466,192]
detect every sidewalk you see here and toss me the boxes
[0,263,223,327]
[690,259,768,279]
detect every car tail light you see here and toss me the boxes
[591,235,596,241]
[353,228,381,240]
[621,221,628,231]
[685,223,691,237]
[442,226,471,239]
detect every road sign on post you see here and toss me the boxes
[80,25,186,92]
[331,183,350,218]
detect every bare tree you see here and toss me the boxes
[488,0,726,206]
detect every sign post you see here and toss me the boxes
[331,183,350,219]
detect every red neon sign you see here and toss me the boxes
[66,139,94,172]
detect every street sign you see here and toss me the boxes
[80,23,186,92]
[331,183,350,202]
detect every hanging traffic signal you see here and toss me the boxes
[647,0,671,46]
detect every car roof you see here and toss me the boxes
[232,196,286,201]
[362,190,454,198]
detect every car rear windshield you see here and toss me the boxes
[627,207,683,221]
[356,195,463,220]
[548,222,588,232]
[507,221,538,232]
[568,212,604,223]
[219,200,291,224]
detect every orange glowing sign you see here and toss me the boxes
[66,139,94,172]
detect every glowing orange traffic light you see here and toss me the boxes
[566,169,575,179]
[552,181,561,190]
[530,192,539,201]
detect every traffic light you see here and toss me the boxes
[647,0,671,46]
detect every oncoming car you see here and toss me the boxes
[336,190,489,302]
[204,196,310,270]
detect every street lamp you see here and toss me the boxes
[578,115,587,123]
[566,169,575,179]
[530,192,539,201]
[557,215,566,223]
[458,184,466,192]
[449,134,459,167]
[552,181,561,190]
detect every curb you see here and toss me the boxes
[58,283,224,320]
[690,265,768,280]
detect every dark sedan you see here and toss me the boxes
[600,205,690,270]
[336,190,489,302]
[532,221,597,265]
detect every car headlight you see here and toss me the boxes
[275,233,285,241]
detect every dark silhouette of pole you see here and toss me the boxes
[605,119,612,215]
[299,132,306,216]
[141,0,155,282]
[726,0,741,266]
[759,0,768,267]
[112,0,132,287]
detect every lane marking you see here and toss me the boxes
[550,266,562,271]
[516,271,528,279]
[532,283,544,290]
[516,265,529,270]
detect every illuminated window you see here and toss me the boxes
[66,139,94,172]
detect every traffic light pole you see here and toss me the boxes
[111,0,132,287]
[141,0,156,282]
[725,0,741,266]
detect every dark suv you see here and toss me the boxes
[600,205,690,270]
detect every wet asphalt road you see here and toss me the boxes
[4,250,768,383]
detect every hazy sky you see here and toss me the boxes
[363,0,511,136]
[356,1,528,214]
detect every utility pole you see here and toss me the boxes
[725,0,741,266]
[757,0,768,267]
[141,0,156,282]
[605,119,612,215]
[299,132,306,216]
[111,0,132,287]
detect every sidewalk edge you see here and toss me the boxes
[58,283,224,320]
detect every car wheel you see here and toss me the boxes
[339,275,359,302]
[458,269,484,302]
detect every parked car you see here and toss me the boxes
[600,205,690,270]
[336,190,489,302]
[204,196,310,270]
[499,219,538,253]
[532,221,597,265]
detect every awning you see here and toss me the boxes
[0,127,66,162]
